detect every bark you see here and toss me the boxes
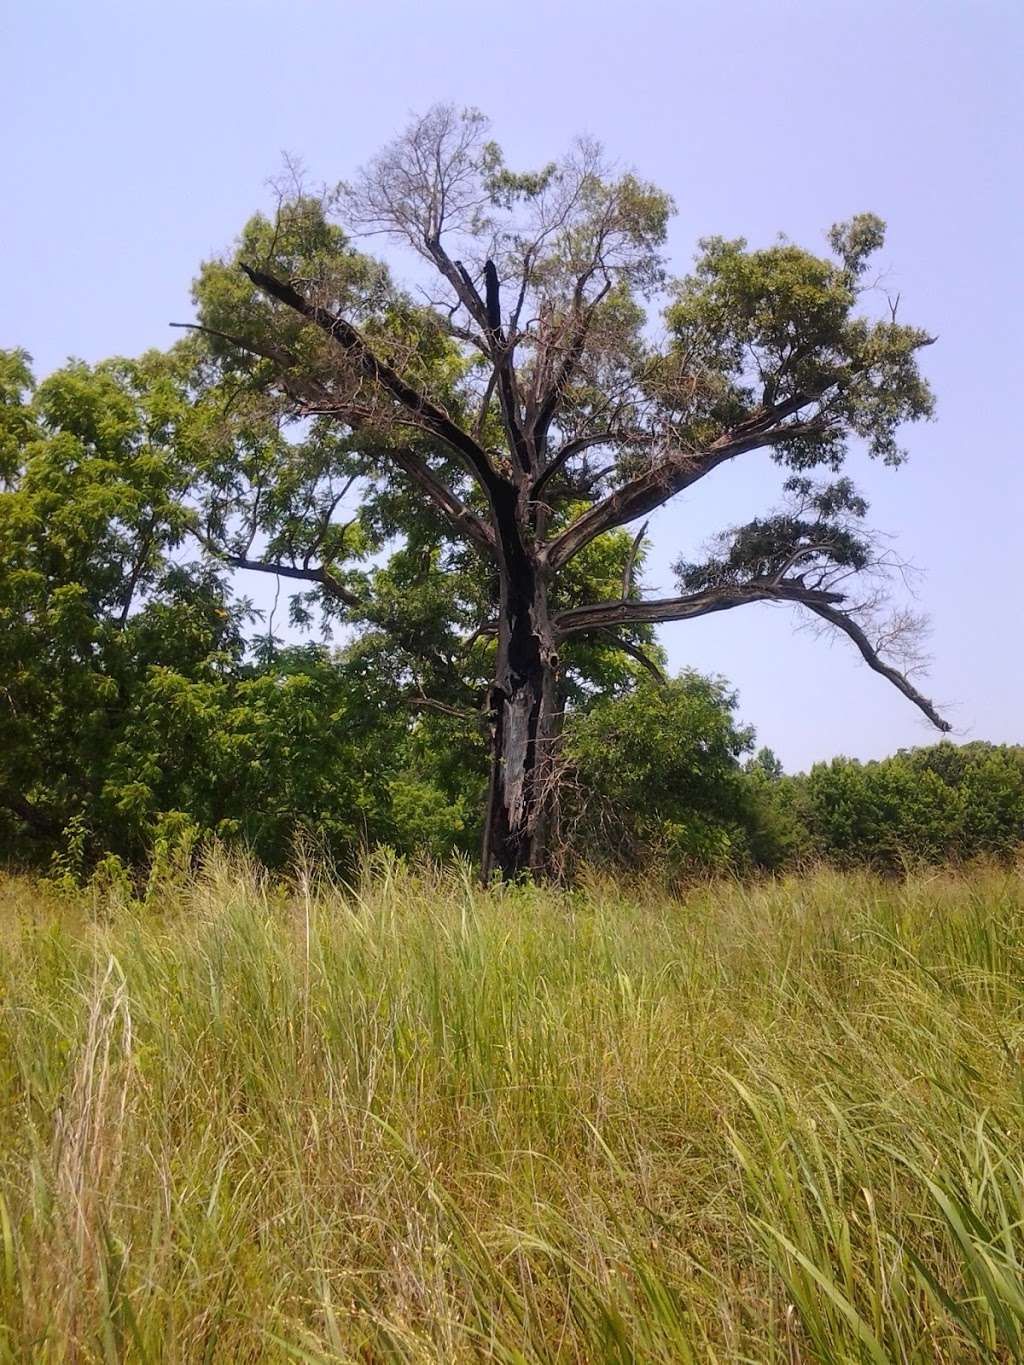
[480,490,561,881]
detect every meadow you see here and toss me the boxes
[2,855,1023,1362]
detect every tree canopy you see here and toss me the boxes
[0,105,956,882]
[175,106,946,876]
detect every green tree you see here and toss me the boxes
[0,347,496,870]
[791,742,1024,870]
[560,672,759,873]
[0,347,234,857]
[185,105,948,879]
[0,340,633,871]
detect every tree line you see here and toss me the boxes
[0,340,1017,889]
[4,107,994,884]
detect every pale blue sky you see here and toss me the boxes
[3,0,1022,769]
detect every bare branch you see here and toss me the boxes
[597,628,666,684]
[417,251,531,474]
[528,433,599,502]
[553,580,844,636]
[302,476,358,569]
[473,365,499,440]
[529,431,652,503]
[459,621,498,652]
[240,263,506,500]
[620,521,648,600]
[545,418,832,571]
[529,279,613,456]
[804,600,950,730]
[178,311,498,556]
[478,259,531,474]
[383,448,496,553]
[555,578,948,731]
[405,693,487,725]
[206,548,361,607]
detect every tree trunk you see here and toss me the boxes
[480,532,561,881]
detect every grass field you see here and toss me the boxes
[2,855,1024,1362]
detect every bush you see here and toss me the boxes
[560,672,776,874]
[789,741,1024,870]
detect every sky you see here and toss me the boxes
[3,0,1022,771]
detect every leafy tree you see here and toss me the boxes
[560,672,761,873]
[791,742,1024,869]
[183,105,948,879]
[0,347,234,856]
[2,350,1014,885]
[741,749,816,868]
[0,346,498,870]
[0,342,588,871]
[747,747,785,782]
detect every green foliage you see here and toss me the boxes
[1,348,1016,887]
[1,340,687,877]
[561,672,764,872]
[676,475,871,592]
[0,123,995,885]
[559,722,1024,879]
[664,216,935,470]
[0,347,35,488]
[0,347,234,860]
[0,349,484,874]
[790,741,1024,869]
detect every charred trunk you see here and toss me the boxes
[480,496,561,881]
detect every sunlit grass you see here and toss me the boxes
[1,853,1023,1360]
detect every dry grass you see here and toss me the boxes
[1,853,1024,1361]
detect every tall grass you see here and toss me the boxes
[1,854,1024,1361]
